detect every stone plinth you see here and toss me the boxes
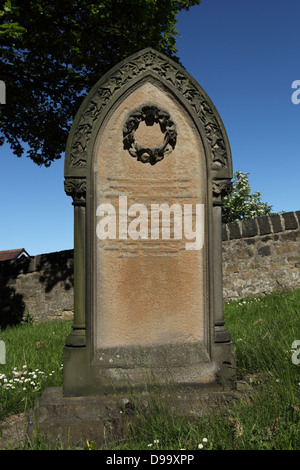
[27,385,239,448]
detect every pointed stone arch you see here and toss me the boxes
[65,48,232,196]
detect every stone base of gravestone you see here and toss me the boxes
[26,382,239,448]
[27,339,236,446]
[62,336,236,397]
[26,387,125,448]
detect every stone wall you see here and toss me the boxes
[222,211,300,300]
[0,211,299,324]
[0,250,74,326]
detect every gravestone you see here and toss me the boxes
[28,48,235,445]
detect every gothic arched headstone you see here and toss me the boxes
[63,48,235,396]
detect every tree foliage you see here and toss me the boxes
[0,0,201,166]
[222,171,273,223]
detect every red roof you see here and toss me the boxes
[0,249,29,261]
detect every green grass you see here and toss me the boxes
[0,319,72,421]
[221,290,300,450]
[0,290,299,450]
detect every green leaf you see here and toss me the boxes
[0,22,27,37]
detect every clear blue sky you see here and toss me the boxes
[1,0,300,256]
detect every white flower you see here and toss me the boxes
[198,444,203,449]
[202,438,208,442]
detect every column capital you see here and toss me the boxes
[64,177,86,206]
[212,178,232,205]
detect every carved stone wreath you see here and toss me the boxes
[123,105,177,165]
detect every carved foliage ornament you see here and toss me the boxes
[123,106,177,165]
[212,179,232,199]
[68,50,229,169]
[64,178,86,204]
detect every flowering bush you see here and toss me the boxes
[222,171,273,223]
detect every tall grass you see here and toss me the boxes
[221,290,300,450]
[0,290,299,450]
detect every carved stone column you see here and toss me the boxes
[64,178,86,347]
[212,179,232,343]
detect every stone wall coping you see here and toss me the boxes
[0,249,74,282]
[222,211,300,241]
